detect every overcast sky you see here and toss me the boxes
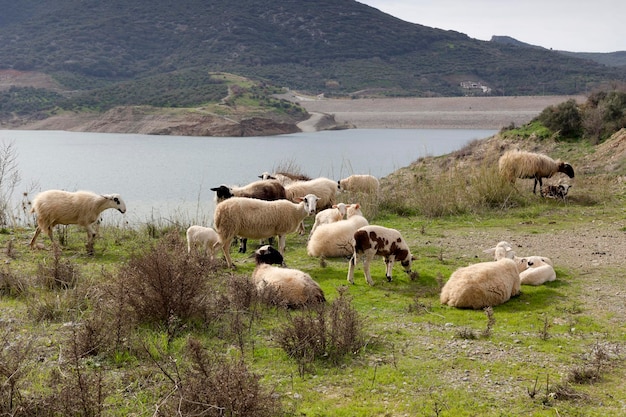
[358,0,625,53]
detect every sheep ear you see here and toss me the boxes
[483,247,496,255]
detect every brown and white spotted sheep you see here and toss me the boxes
[347,225,415,286]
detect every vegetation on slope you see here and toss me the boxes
[0,95,625,416]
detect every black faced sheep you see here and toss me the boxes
[338,174,380,194]
[29,190,126,253]
[252,245,325,308]
[347,225,416,286]
[540,183,572,200]
[498,150,575,194]
[306,205,369,266]
[186,225,222,261]
[213,194,319,268]
[440,258,521,309]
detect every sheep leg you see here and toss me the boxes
[363,254,375,286]
[385,256,395,282]
[238,237,247,253]
[29,227,42,248]
[347,253,357,284]
[277,234,287,254]
[85,224,97,255]
[221,237,235,268]
[533,177,543,194]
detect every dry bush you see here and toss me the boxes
[0,267,29,297]
[0,327,33,416]
[36,251,80,290]
[276,287,365,374]
[155,338,284,417]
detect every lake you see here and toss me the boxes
[0,128,497,226]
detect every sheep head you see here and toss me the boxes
[102,194,126,214]
[254,245,284,266]
[559,162,575,178]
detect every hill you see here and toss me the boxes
[1,0,625,133]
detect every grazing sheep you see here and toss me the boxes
[214,194,319,268]
[258,171,311,186]
[210,179,286,202]
[252,245,325,308]
[29,190,126,253]
[483,241,556,286]
[211,179,286,253]
[284,177,338,210]
[498,150,575,194]
[347,225,416,286]
[540,183,572,200]
[307,211,369,265]
[309,203,348,238]
[519,256,556,286]
[338,174,380,194]
[186,225,222,260]
[440,258,521,309]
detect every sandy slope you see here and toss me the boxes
[295,95,587,130]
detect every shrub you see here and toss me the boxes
[536,99,582,139]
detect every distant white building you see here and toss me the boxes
[460,81,491,94]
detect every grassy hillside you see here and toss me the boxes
[1,129,625,416]
[0,0,625,125]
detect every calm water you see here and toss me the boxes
[1,128,496,226]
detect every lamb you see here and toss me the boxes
[213,194,319,268]
[498,150,575,194]
[483,241,556,286]
[540,183,572,200]
[338,174,380,194]
[440,258,521,309]
[29,190,126,253]
[186,225,222,260]
[347,225,416,286]
[306,207,369,266]
[519,256,556,285]
[308,203,347,238]
[252,245,325,308]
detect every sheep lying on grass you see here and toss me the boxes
[347,225,416,286]
[540,183,572,200]
[29,190,126,254]
[498,150,575,194]
[519,256,556,286]
[214,194,319,268]
[484,241,556,285]
[186,225,222,260]
[258,171,311,186]
[338,174,380,194]
[440,258,521,309]
[309,203,347,238]
[307,205,368,266]
[252,245,325,308]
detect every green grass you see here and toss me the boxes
[1,137,626,416]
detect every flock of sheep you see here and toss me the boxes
[27,149,574,310]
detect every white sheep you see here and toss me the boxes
[440,258,521,309]
[519,256,556,286]
[498,150,575,194]
[29,190,126,253]
[338,174,380,194]
[308,202,348,238]
[306,208,369,266]
[252,245,325,308]
[483,241,556,286]
[284,177,338,210]
[347,225,416,286]
[186,225,222,260]
[213,194,319,268]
